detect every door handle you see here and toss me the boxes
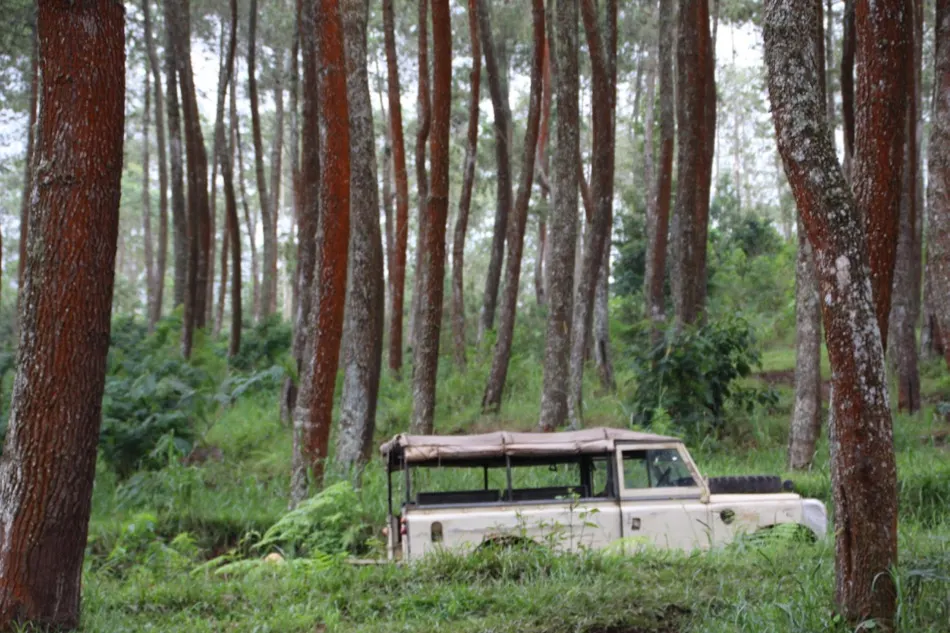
[630,517,641,530]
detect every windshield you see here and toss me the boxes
[621,448,697,489]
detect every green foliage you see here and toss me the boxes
[255,481,370,558]
[229,315,293,372]
[611,198,648,299]
[626,317,777,439]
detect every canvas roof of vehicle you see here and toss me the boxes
[380,427,681,467]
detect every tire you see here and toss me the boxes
[707,475,791,494]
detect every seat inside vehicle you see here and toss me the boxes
[416,489,500,506]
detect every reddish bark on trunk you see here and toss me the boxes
[644,0,674,328]
[765,1,898,624]
[384,0,411,375]
[0,1,124,626]
[410,0,452,435]
[452,0,481,371]
[928,0,950,373]
[482,0,544,412]
[852,0,910,351]
[292,0,350,491]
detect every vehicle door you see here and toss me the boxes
[614,443,711,552]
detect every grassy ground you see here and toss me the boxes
[80,335,950,632]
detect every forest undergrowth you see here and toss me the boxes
[10,311,938,633]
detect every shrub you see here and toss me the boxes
[256,481,371,557]
[627,317,776,439]
[229,316,292,372]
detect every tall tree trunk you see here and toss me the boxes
[410,0,451,435]
[482,0,544,412]
[670,0,713,326]
[535,34,552,307]
[336,0,385,474]
[841,0,855,179]
[409,0,432,353]
[566,0,615,428]
[788,0,826,471]
[928,0,950,372]
[765,1,898,625]
[291,0,350,501]
[890,0,921,413]
[248,0,275,320]
[825,0,836,127]
[538,0,579,432]
[212,6,238,337]
[384,0,411,375]
[0,1,124,626]
[592,0,617,392]
[852,0,910,351]
[143,0,168,328]
[232,69,261,322]
[17,27,38,304]
[286,0,320,439]
[644,0,673,330]
[477,0,514,343]
[452,0,481,371]
[268,55,285,316]
[174,0,213,354]
[217,0,240,356]
[207,24,225,330]
[142,70,156,324]
[165,4,188,311]
[789,220,823,469]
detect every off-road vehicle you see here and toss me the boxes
[380,427,827,560]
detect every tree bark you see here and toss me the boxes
[174,0,212,354]
[535,34,552,307]
[17,27,38,303]
[408,0,432,353]
[291,0,350,500]
[593,0,617,392]
[0,1,124,626]
[670,0,714,326]
[217,0,241,357]
[889,0,921,413]
[142,70,156,325]
[644,0,674,330]
[410,0,451,435]
[765,1,898,625]
[538,0,579,432]
[482,0,544,412]
[287,0,320,448]
[567,0,615,428]
[336,0,385,474]
[852,0,910,352]
[165,2,188,311]
[788,0,826,472]
[928,0,950,372]
[268,55,285,317]
[248,0,275,320]
[841,0,855,179]
[477,0,514,343]
[384,0,411,376]
[143,0,169,329]
[452,0,481,371]
[212,4,238,337]
[232,69,261,322]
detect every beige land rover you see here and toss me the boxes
[380,427,827,561]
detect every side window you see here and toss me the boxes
[621,451,651,488]
[620,448,698,490]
